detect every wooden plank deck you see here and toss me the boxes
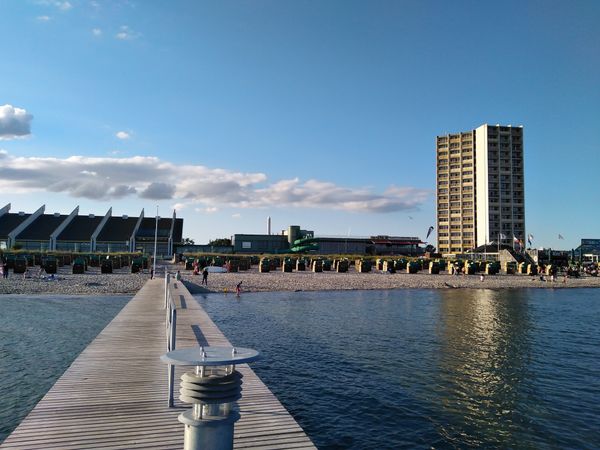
[1,278,316,449]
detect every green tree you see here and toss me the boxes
[208,238,232,247]
[181,237,195,245]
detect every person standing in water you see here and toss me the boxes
[236,281,242,296]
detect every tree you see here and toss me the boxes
[181,238,195,245]
[208,238,232,247]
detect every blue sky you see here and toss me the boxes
[0,0,598,249]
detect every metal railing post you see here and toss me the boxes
[164,272,170,309]
[164,272,178,407]
[167,307,177,407]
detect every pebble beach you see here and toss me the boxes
[0,266,150,295]
[181,266,600,294]
[1,264,600,296]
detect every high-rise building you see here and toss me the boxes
[436,124,525,254]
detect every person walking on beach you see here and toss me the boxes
[202,267,208,286]
[236,281,242,296]
[2,261,7,278]
[150,267,154,280]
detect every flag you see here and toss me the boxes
[499,233,507,240]
[558,234,564,240]
[426,226,434,239]
[513,236,522,246]
[527,233,534,246]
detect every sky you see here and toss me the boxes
[0,0,598,249]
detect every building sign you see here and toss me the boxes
[242,241,252,249]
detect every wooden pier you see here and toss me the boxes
[1,278,315,449]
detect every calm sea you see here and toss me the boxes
[197,289,600,449]
[0,295,130,443]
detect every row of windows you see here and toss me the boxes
[439,240,474,246]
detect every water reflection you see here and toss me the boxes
[198,289,600,449]
[436,289,532,448]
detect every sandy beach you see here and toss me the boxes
[1,264,599,295]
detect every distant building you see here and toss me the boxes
[232,234,289,254]
[0,203,183,255]
[232,223,423,255]
[436,124,525,254]
[575,238,600,262]
[293,235,423,255]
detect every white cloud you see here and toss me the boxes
[0,151,430,211]
[37,1,72,11]
[115,25,140,40]
[0,105,33,140]
[196,207,218,214]
[92,28,102,36]
[57,1,72,10]
[115,131,130,140]
[172,203,187,211]
[36,15,51,21]
[232,213,241,219]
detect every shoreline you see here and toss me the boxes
[1,265,599,296]
[179,267,600,294]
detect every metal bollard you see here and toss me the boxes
[161,346,260,450]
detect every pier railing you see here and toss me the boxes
[165,271,177,407]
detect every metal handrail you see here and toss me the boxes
[165,271,177,407]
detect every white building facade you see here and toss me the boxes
[436,124,525,254]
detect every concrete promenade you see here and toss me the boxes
[1,277,315,449]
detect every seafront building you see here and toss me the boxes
[231,225,424,255]
[0,203,183,256]
[436,124,525,255]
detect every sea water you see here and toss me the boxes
[196,289,600,449]
[0,295,130,443]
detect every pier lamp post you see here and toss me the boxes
[161,346,260,450]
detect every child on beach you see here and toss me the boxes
[202,268,208,286]
[236,281,242,296]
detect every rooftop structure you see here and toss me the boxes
[0,203,183,255]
